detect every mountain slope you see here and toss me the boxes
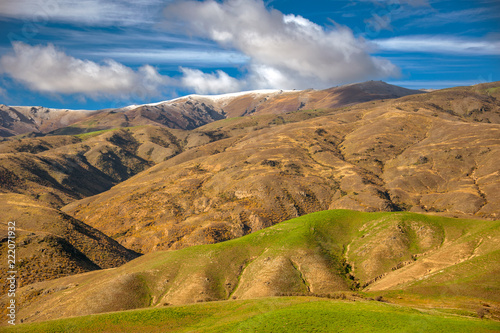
[0,194,140,295]
[6,210,499,324]
[62,83,500,254]
[0,126,197,207]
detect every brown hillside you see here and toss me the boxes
[63,83,500,254]
[48,100,227,135]
[0,193,140,296]
[359,81,500,124]
[0,126,200,208]
[230,80,424,117]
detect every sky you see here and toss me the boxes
[0,0,498,110]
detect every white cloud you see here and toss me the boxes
[0,43,246,98]
[0,0,165,26]
[180,68,243,94]
[163,0,399,90]
[0,43,169,98]
[248,64,295,90]
[84,49,249,66]
[404,7,500,28]
[373,36,500,55]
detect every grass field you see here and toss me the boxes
[3,297,499,333]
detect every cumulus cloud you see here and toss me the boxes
[180,68,243,94]
[0,43,169,98]
[163,0,399,90]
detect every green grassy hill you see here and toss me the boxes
[6,210,499,325]
[2,297,499,333]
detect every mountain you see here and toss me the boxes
[1,81,423,137]
[61,82,500,254]
[0,81,499,328]
[0,82,428,212]
[6,210,499,324]
[142,81,424,119]
[0,104,97,137]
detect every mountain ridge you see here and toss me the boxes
[1,81,424,137]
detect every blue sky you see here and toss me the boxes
[0,0,498,110]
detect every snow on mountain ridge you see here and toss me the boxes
[124,89,301,110]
